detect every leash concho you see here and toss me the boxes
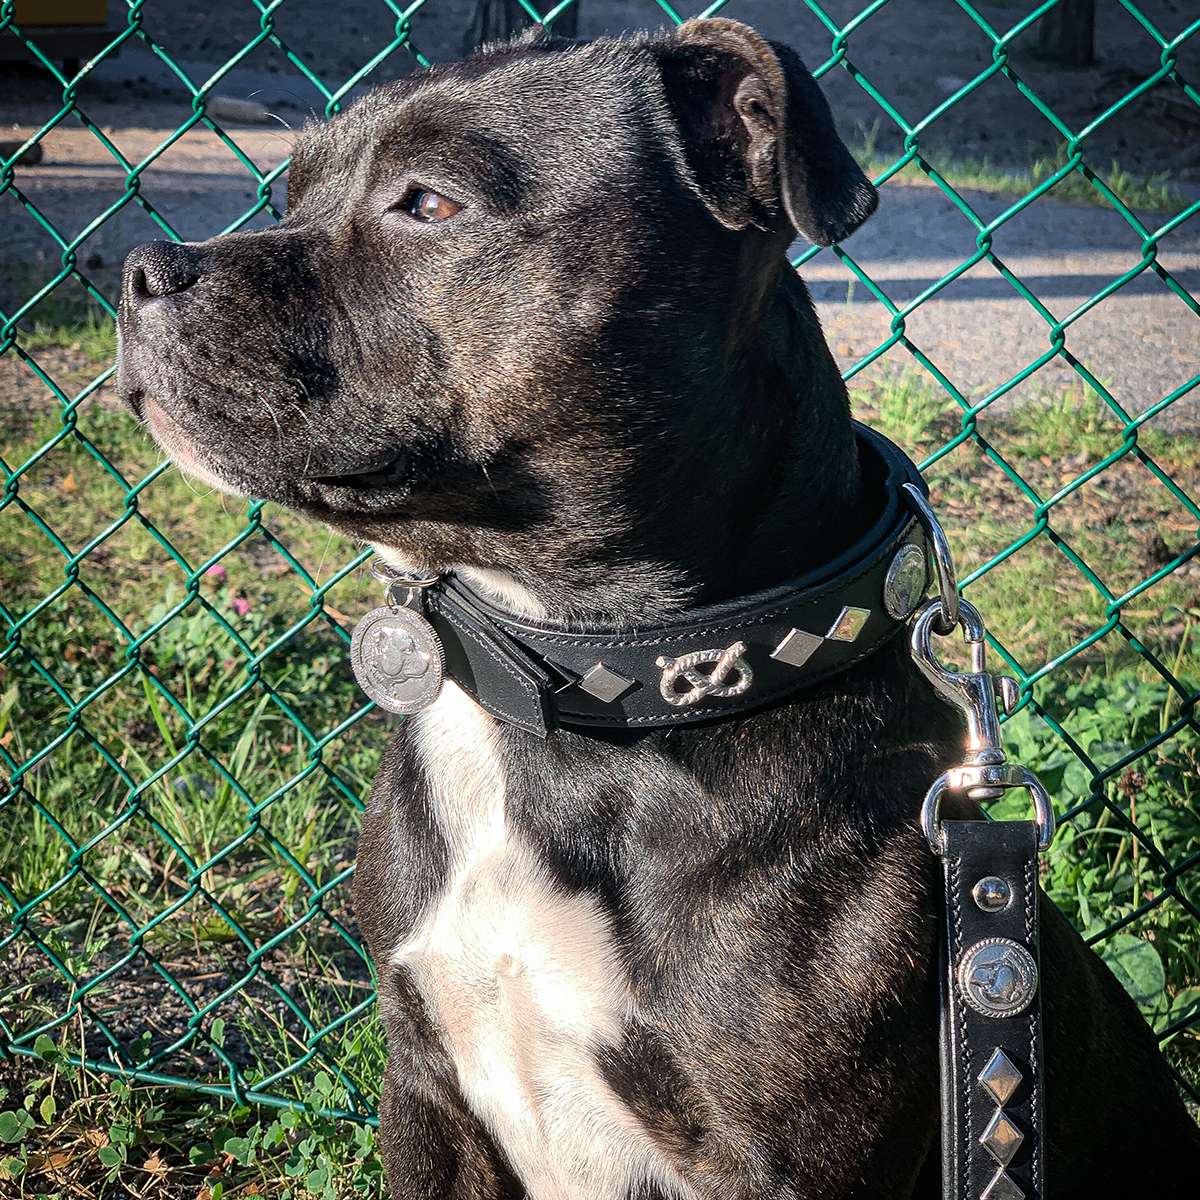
[350,562,445,715]
[907,485,1055,1200]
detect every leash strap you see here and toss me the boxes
[907,577,1053,1199]
[939,819,1044,1200]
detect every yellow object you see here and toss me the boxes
[14,0,107,26]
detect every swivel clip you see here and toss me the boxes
[911,597,1055,856]
[369,558,440,610]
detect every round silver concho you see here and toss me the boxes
[350,605,445,715]
[883,542,929,621]
[957,937,1039,1018]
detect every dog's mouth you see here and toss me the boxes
[123,370,500,524]
[308,451,411,492]
[123,384,147,424]
[127,380,420,497]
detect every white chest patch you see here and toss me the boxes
[395,683,693,1200]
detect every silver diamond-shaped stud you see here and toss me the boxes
[825,606,870,642]
[578,663,636,704]
[978,1048,1023,1106]
[980,1109,1024,1167]
[981,1167,1025,1200]
[771,628,824,668]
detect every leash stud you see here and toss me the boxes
[978,1051,1028,1197]
[978,1049,1023,1106]
[972,876,1012,912]
[956,937,1039,1019]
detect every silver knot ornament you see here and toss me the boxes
[656,641,754,707]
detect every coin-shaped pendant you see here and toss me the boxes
[956,937,1038,1018]
[350,605,444,715]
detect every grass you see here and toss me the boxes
[3,310,1200,1186]
[2,260,119,362]
[0,1034,386,1197]
[1,315,389,1192]
[852,121,1192,215]
[855,366,1200,1091]
[19,309,118,361]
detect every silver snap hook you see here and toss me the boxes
[911,598,1054,855]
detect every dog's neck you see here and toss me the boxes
[700,264,870,601]
[377,266,870,625]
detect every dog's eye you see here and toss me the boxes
[403,189,461,222]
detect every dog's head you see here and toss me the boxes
[118,19,876,614]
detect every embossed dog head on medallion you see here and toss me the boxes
[371,626,432,682]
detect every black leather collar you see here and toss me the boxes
[421,424,930,737]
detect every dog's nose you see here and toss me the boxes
[123,241,204,303]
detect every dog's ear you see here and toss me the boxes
[656,18,877,245]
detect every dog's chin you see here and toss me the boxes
[134,392,248,497]
[128,392,419,512]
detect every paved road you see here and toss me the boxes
[804,182,1200,426]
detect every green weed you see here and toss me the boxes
[0,1030,387,1196]
[853,135,1191,215]
[853,367,958,448]
[1030,142,1181,213]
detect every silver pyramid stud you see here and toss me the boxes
[825,605,870,642]
[771,628,824,668]
[980,1167,1025,1200]
[980,1109,1024,1167]
[578,663,636,704]
[978,1047,1023,1106]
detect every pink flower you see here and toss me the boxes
[231,596,251,616]
[205,564,227,584]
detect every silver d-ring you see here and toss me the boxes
[902,483,958,633]
[369,557,440,590]
[921,766,1056,855]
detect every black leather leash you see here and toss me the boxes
[910,577,1055,1200]
[939,820,1044,1200]
[347,424,1055,1199]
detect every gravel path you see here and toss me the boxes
[806,181,1200,425]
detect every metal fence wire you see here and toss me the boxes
[1,0,1199,1129]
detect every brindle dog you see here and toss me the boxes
[117,18,1200,1198]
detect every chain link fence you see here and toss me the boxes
[1,0,1198,1132]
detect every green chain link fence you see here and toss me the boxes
[1,0,1198,1137]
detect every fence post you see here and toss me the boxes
[1037,0,1095,66]
[462,0,579,55]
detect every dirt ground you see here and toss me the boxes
[3,0,1196,166]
